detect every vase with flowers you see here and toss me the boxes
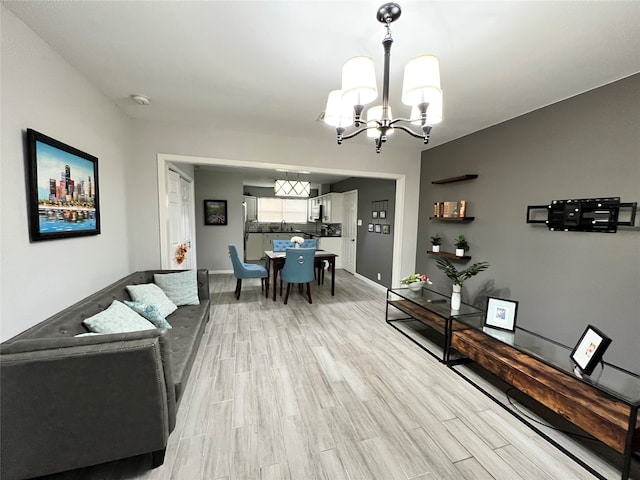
[291,235,305,248]
[401,273,432,292]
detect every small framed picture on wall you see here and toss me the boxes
[372,211,378,219]
[379,210,386,219]
[204,199,228,225]
[367,223,374,232]
[374,224,381,233]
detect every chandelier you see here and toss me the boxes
[324,2,442,153]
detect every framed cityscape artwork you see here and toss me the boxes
[26,129,101,242]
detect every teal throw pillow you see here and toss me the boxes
[126,283,178,317]
[83,300,155,334]
[125,301,172,329]
[154,270,200,306]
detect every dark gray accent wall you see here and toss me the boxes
[332,178,396,287]
[418,74,639,373]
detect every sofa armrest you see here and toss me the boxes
[197,268,210,301]
[0,330,176,479]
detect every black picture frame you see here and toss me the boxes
[204,199,228,225]
[372,211,378,219]
[379,210,387,219]
[367,223,374,232]
[374,224,381,233]
[26,129,101,242]
[382,224,391,234]
[484,297,518,332]
[570,325,612,376]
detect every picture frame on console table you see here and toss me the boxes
[570,324,612,376]
[484,297,518,332]
[26,128,101,242]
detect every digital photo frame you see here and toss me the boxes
[570,325,611,376]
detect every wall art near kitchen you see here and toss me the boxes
[204,199,228,225]
[26,129,101,242]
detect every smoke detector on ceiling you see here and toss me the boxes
[131,94,151,106]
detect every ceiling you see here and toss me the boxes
[5,1,640,185]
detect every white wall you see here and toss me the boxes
[128,120,422,283]
[1,8,133,340]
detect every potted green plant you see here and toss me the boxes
[454,235,469,257]
[436,257,490,309]
[430,234,442,253]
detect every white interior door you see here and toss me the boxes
[167,169,195,269]
[342,190,357,274]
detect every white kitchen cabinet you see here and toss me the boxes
[246,233,264,261]
[244,196,257,221]
[262,233,292,252]
[326,193,343,223]
[309,192,343,223]
[318,237,343,269]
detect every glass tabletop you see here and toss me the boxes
[454,313,640,404]
[389,287,483,318]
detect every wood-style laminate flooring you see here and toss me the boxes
[40,271,638,480]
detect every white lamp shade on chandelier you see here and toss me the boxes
[324,90,354,128]
[341,56,378,106]
[401,55,441,106]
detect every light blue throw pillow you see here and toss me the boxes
[154,270,200,306]
[83,300,155,334]
[124,301,172,329]
[126,283,178,317]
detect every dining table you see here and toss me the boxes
[264,250,338,301]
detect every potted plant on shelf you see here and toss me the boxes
[430,234,442,253]
[454,235,469,257]
[436,257,490,310]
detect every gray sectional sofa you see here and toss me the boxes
[0,269,211,480]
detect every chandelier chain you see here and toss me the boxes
[384,22,393,40]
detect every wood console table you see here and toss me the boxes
[449,314,640,480]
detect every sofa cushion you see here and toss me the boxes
[154,270,200,306]
[126,283,177,317]
[124,301,172,329]
[83,300,155,334]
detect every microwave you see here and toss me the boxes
[310,204,323,221]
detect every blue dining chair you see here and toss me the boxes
[228,244,268,300]
[280,248,316,304]
[272,240,294,251]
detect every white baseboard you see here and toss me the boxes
[208,269,233,275]
[354,273,388,292]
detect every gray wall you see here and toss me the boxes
[417,74,640,373]
[194,170,245,271]
[333,178,396,287]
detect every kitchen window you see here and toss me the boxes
[257,198,308,223]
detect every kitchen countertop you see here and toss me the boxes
[246,231,341,237]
